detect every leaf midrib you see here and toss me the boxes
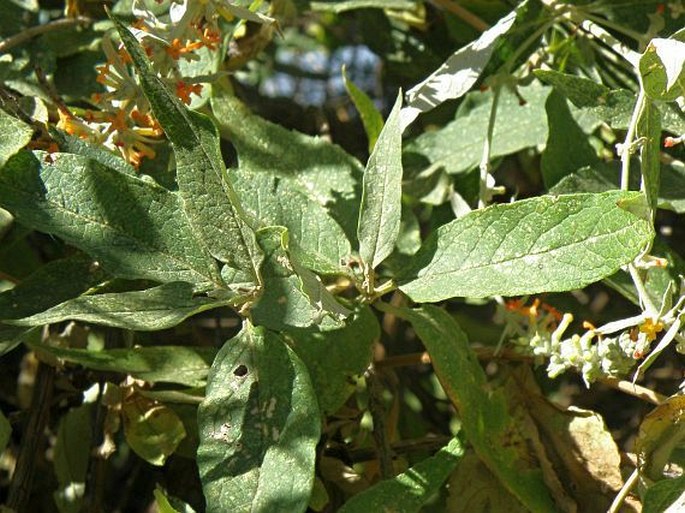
[3,181,220,286]
[416,215,643,279]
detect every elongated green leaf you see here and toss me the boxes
[29,344,216,387]
[8,282,228,331]
[53,403,93,513]
[197,324,320,513]
[287,305,378,414]
[405,82,550,176]
[310,0,414,13]
[0,151,223,290]
[252,227,350,330]
[640,38,685,102]
[0,108,32,168]
[211,90,360,272]
[358,91,403,270]
[643,475,685,513]
[50,128,136,176]
[0,325,38,357]
[0,255,107,321]
[113,17,261,279]
[638,99,662,215]
[551,160,685,215]
[541,90,598,188]
[534,70,611,109]
[399,1,541,129]
[399,191,654,302]
[339,437,463,513]
[342,67,383,152]
[392,305,555,512]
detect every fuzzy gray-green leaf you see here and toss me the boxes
[251,227,350,330]
[113,17,261,279]
[0,109,32,168]
[8,282,229,331]
[358,91,403,270]
[29,343,216,387]
[0,151,222,290]
[338,437,463,513]
[399,191,654,301]
[211,90,361,272]
[197,324,320,513]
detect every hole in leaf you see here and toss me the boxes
[233,365,248,377]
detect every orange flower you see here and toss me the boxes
[198,27,221,50]
[166,38,204,60]
[175,81,203,105]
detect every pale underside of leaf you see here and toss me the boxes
[399,7,519,130]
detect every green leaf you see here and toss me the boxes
[0,108,32,168]
[287,305,378,414]
[643,475,685,513]
[338,437,463,513]
[390,305,555,511]
[640,38,685,102]
[310,0,415,13]
[49,128,137,176]
[197,324,320,513]
[358,91,403,271]
[53,403,93,513]
[0,151,223,291]
[534,70,635,129]
[405,82,550,177]
[211,90,361,272]
[7,282,229,331]
[113,17,261,279]
[550,161,685,215]
[541,90,599,188]
[342,66,384,152]
[0,409,10,454]
[251,227,350,330]
[122,392,186,466]
[29,344,216,387]
[0,325,38,357]
[638,99,662,215]
[399,1,538,129]
[0,255,107,321]
[399,191,654,302]
[154,486,197,513]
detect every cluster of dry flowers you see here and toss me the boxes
[56,0,274,167]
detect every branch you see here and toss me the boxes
[0,17,92,54]
[6,361,55,511]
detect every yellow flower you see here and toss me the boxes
[639,317,664,342]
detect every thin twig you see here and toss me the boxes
[0,17,92,54]
[619,91,646,190]
[377,350,666,405]
[599,377,665,405]
[7,361,55,512]
[608,468,639,513]
[428,0,489,32]
[478,84,501,209]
